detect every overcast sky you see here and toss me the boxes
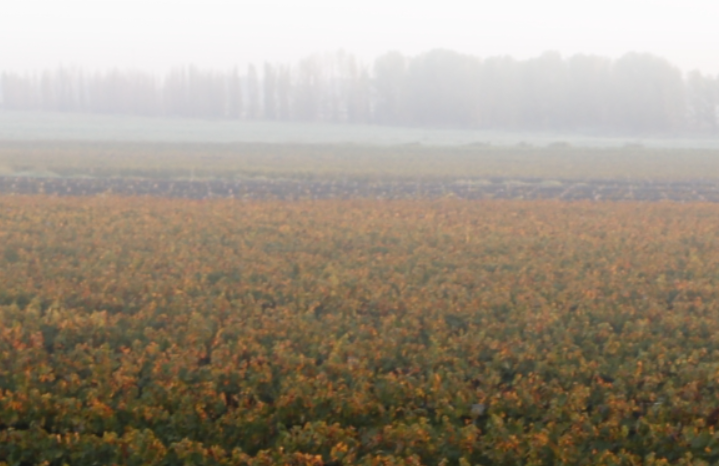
[1,0,718,75]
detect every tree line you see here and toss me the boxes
[1,49,717,133]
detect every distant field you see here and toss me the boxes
[2,111,719,149]
[2,141,719,183]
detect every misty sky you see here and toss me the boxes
[2,0,718,75]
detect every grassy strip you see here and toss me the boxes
[1,141,719,182]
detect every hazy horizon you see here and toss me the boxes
[3,0,719,75]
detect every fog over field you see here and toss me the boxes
[2,1,719,138]
[2,112,719,149]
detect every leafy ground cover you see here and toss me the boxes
[2,197,719,464]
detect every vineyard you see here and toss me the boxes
[2,197,719,464]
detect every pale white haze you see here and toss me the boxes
[1,0,718,74]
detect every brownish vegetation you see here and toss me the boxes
[2,197,719,464]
